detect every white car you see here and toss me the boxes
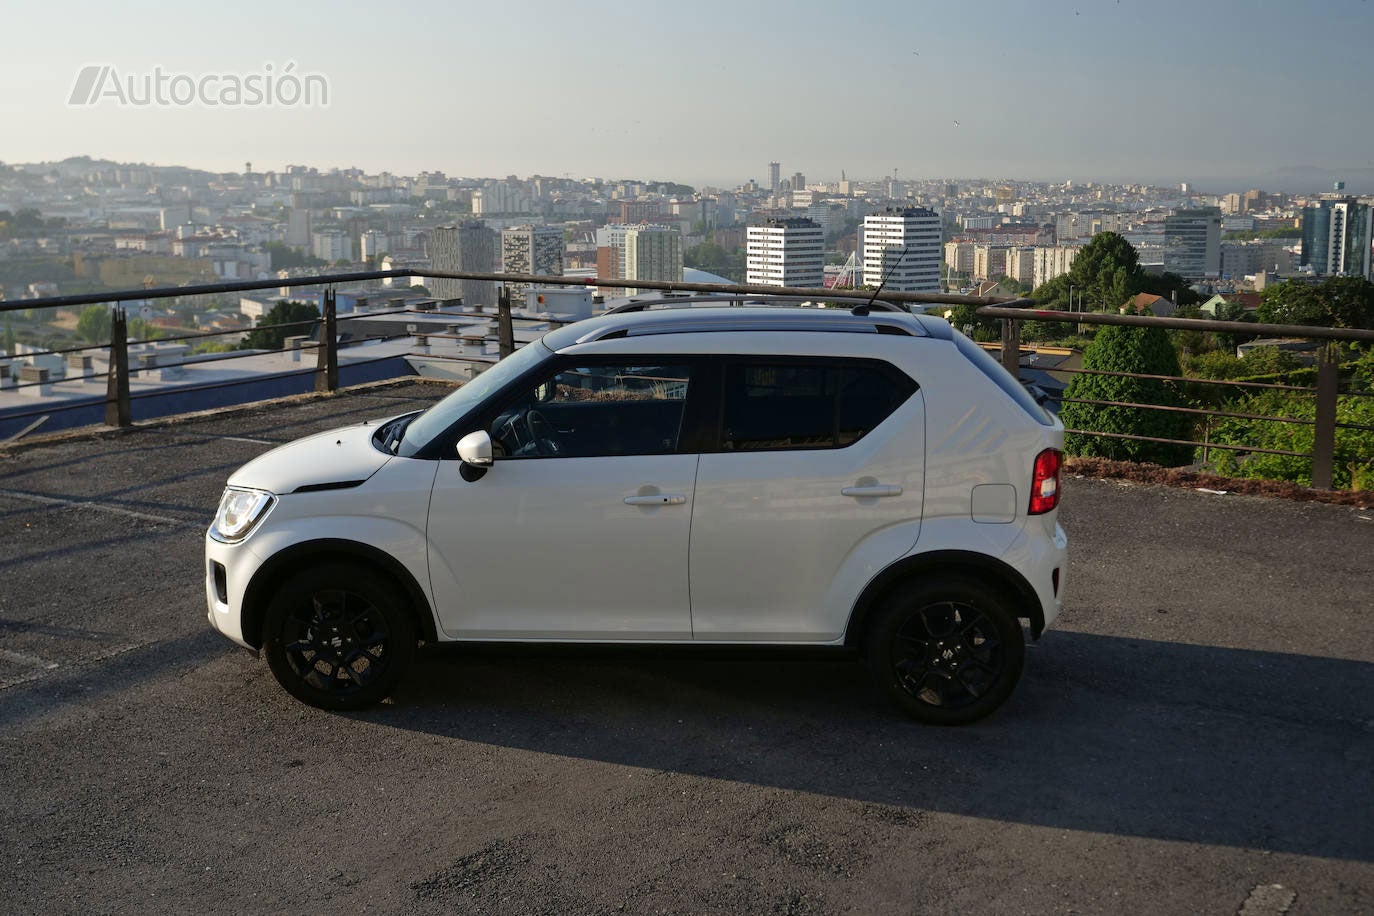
[206,300,1067,724]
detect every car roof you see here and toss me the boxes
[543,300,953,351]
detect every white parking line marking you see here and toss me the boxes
[0,489,196,528]
[0,648,59,669]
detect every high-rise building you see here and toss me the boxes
[768,161,781,193]
[1005,247,1036,286]
[1301,197,1374,279]
[430,222,497,306]
[501,225,565,304]
[1164,208,1222,277]
[862,208,942,293]
[746,218,824,289]
[1032,244,1081,290]
[311,229,352,263]
[595,224,633,283]
[973,245,1009,281]
[359,230,389,261]
[623,226,683,296]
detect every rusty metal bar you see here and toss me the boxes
[496,286,515,359]
[1056,396,1315,426]
[1311,344,1340,489]
[976,304,1374,343]
[1064,428,1308,459]
[315,288,338,393]
[1000,319,1021,376]
[104,307,130,427]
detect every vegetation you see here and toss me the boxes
[239,300,320,350]
[263,242,328,271]
[1222,227,1302,241]
[1205,391,1374,490]
[684,242,746,283]
[1257,276,1374,330]
[76,305,113,343]
[1059,313,1193,466]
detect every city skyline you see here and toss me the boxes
[3,0,1373,191]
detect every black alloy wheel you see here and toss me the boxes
[867,576,1025,725]
[263,564,415,710]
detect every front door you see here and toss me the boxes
[426,360,699,639]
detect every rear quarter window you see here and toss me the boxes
[952,332,1055,426]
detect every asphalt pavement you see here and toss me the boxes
[2,380,1371,915]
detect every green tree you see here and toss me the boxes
[76,304,113,343]
[946,302,999,341]
[263,242,327,271]
[1258,276,1374,329]
[239,300,320,350]
[1059,317,1193,465]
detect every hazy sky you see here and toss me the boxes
[2,0,1372,190]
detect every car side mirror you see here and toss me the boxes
[456,430,493,481]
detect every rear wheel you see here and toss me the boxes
[866,576,1025,725]
[262,563,415,710]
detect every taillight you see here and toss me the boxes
[1029,448,1062,515]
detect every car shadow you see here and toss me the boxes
[372,631,1374,863]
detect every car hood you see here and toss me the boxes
[227,423,392,494]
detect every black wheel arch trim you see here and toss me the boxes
[240,539,438,650]
[845,550,1047,648]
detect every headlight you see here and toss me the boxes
[210,487,276,543]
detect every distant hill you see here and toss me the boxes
[1251,166,1374,195]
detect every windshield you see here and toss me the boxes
[398,340,552,456]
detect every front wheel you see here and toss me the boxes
[262,563,416,710]
[866,576,1025,725]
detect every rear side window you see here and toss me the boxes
[718,359,916,451]
[952,332,1055,426]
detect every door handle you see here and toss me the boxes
[841,485,903,498]
[624,494,687,506]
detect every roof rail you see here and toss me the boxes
[602,293,908,316]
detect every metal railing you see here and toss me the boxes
[978,305,1374,490]
[2,271,1371,490]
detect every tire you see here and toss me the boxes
[865,575,1025,725]
[262,563,416,711]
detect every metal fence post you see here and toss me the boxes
[104,306,131,427]
[1311,343,1339,490]
[1000,318,1021,377]
[315,287,338,392]
[497,286,515,359]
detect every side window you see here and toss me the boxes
[719,361,913,451]
[489,363,691,459]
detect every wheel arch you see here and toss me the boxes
[240,538,437,650]
[845,550,1046,649]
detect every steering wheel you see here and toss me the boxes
[525,409,564,457]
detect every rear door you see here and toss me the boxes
[688,357,924,641]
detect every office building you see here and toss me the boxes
[862,208,942,293]
[746,218,824,289]
[430,222,497,306]
[1164,208,1222,277]
[1301,197,1373,279]
[623,226,683,296]
[501,225,565,304]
